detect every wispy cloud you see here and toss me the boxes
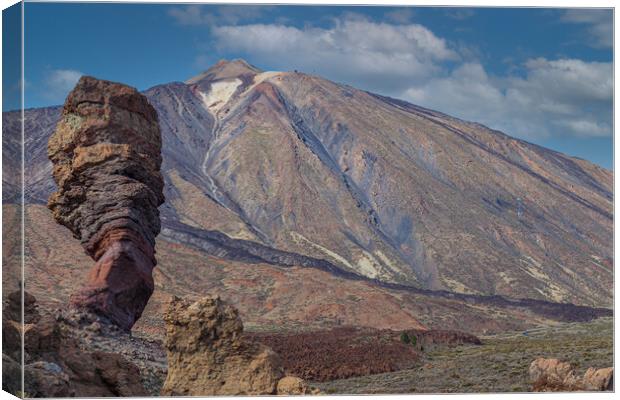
[43,69,83,103]
[384,8,415,24]
[561,9,612,48]
[405,58,612,139]
[445,8,475,20]
[168,5,267,26]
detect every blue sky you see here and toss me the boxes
[15,3,614,168]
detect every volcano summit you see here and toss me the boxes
[153,59,612,306]
[4,59,612,338]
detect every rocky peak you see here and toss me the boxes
[186,59,262,84]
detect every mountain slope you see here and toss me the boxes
[7,59,613,309]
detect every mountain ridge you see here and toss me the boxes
[4,59,613,311]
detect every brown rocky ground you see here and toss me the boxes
[9,300,609,396]
[251,327,421,381]
[2,293,161,397]
[315,317,613,394]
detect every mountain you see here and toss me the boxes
[154,59,613,307]
[2,59,613,335]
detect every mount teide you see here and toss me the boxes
[157,59,612,307]
[5,59,612,325]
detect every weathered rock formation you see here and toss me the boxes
[530,357,613,391]
[47,76,164,331]
[161,296,286,396]
[277,376,314,395]
[582,366,614,391]
[2,291,148,397]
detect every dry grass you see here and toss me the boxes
[315,317,612,394]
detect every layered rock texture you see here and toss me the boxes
[529,358,613,391]
[47,76,164,331]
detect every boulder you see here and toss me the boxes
[59,348,147,397]
[530,358,613,392]
[24,361,73,397]
[4,290,40,323]
[47,76,164,331]
[3,290,42,361]
[582,367,613,391]
[529,358,579,390]
[161,296,284,396]
[277,376,309,395]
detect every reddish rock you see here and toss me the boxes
[47,76,164,331]
[69,229,157,330]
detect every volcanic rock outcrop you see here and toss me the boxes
[47,76,164,331]
[161,296,286,396]
[2,291,148,397]
[529,357,613,391]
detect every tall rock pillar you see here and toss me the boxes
[47,76,164,331]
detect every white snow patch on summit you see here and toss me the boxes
[199,79,242,113]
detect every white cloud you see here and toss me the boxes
[44,69,83,103]
[561,9,612,48]
[404,58,612,139]
[212,17,458,93]
[168,5,208,25]
[204,15,611,140]
[384,8,415,24]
